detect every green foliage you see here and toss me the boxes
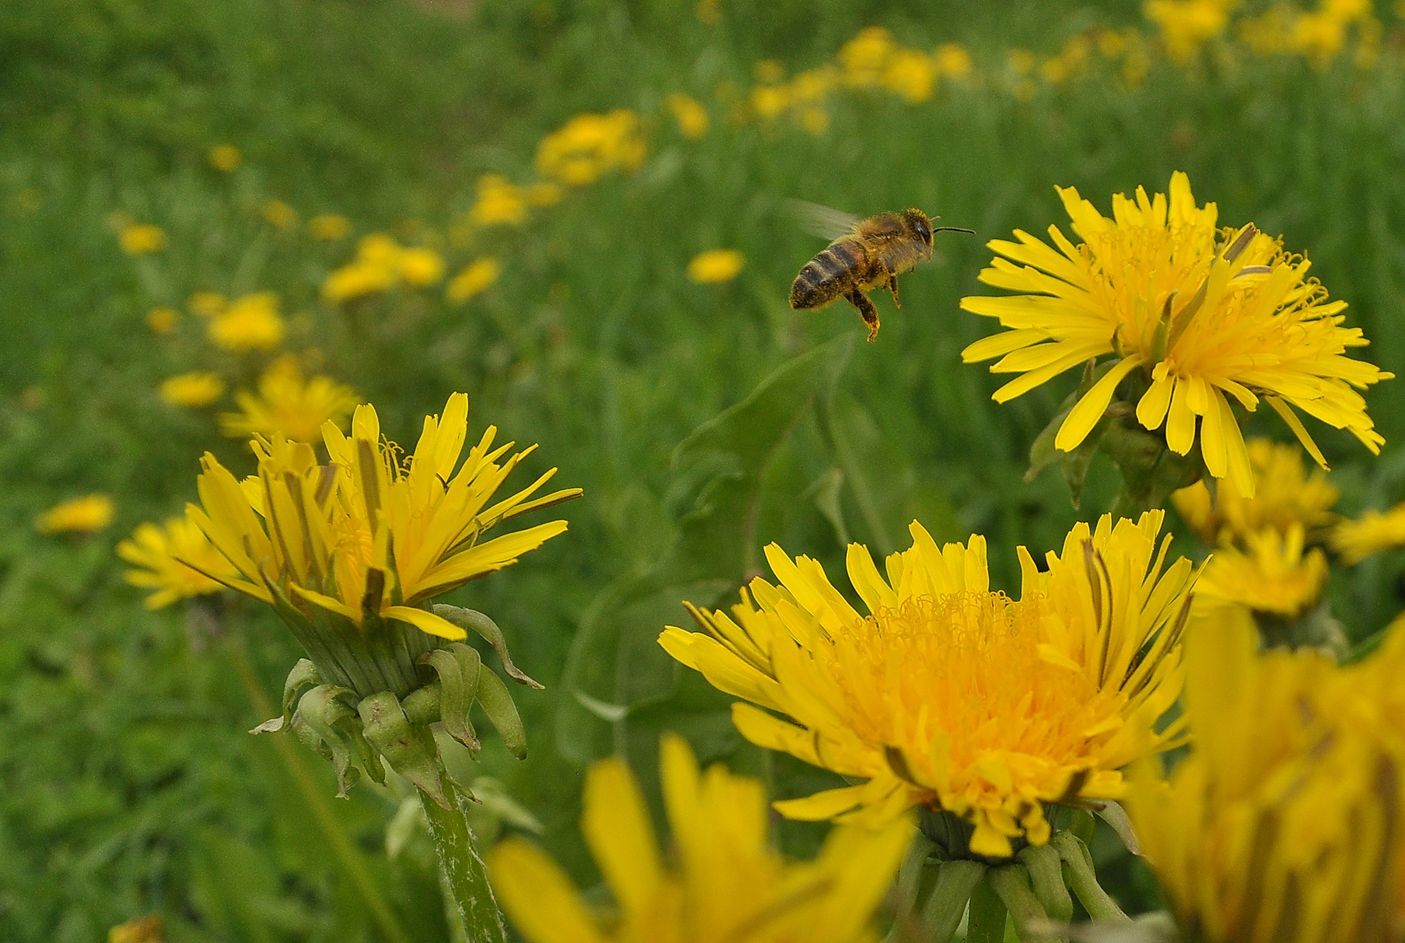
[4,0,1405,939]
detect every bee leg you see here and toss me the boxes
[886,271,902,309]
[844,290,880,342]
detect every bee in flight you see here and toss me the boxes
[788,204,972,342]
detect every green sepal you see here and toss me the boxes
[250,658,321,734]
[1103,415,1203,516]
[1017,844,1073,923]
[474,666,528,759]
[919,859,985,943]
[294,683,382,797]
[357,691,452,810]
[1051,830,1129,922]
[419,644,484,753]
[432,605,543,689]
[1026,361,1112,510]
[986,864,1049,937]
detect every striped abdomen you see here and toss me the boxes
[789,238,875,309]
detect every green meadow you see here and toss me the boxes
[3,1,1404,940]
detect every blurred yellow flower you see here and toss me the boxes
[322,263,394,304]
[307,214,352,240]
[934,42,975,80]
[207,144,242,172]
[490,734,912,943]
[108,915,164,943]
[884,48,937,103]
[188,392,581,647]
[37,493,116,535]
[467,174,529,228]
[117,517,233,609]
[356,232,403,267]
[961,172,1392,497]
[159,371,226,408]
[661,511,1193,859]
[665,92,710,138]
[749,84,791,121]
[1171,438,1339,546]
[207,292,285,352]
[686,248,745,285]
[1331,503,1405,564]
[119,224,167,255]
[801,106,831,136]
[188,291,227,318]
[218,358,358,442]
[146,307,179,335]
[1128,617,1405,943]
[525,181,563,208]
[838,26,897,87]
[695,0,721,24]
[397,246,445,287]
[535,110,646,188]
[260,199,298,230]
[1144,0,1234,62]
[1194,524,1329,618]
[446,257,502,303]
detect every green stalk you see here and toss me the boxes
[1051,832,1129,922]
[226,635,410,943]
[988,866,1057,942]
[918,860,986,943]
[418,778,507,943]
[966,874,1008,943]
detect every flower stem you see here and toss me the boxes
[1051,832,1129,922]
[966,874,1008,943]
[226,634,410,943]
[918,859,985,943]
[418,778,507,943]
[988,865,1056,941]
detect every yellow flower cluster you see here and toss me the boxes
[490,735,912,943]
[1128,618,1405,943]
[321,233,446,304]
[534,109,646,187]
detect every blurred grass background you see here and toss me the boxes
[3,0,1405,939]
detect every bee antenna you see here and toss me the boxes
[933,226,976,235]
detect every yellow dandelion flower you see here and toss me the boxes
[1290,10,1349,64]
[1144,0,1234,62]
[1331,502,1405,564]
[467,174,529,228]
[534,110,646,188]
[1127,617,1404,943]
[695,0,721,25]
[322,262,395,304]
[119,223,167,255]
[1194,524,1329,618]
[307,214,352,240]
[749,84,792,121]
[355,232,403,267]
[117,517,234,609]
[686,249,745,285]
[218,358,359,443]
[1171,438,1339,546]
[188,291,227,318]
[397,246,445,287]
[883,48,937,104]
[146,307,179,335]
[37,493,116,535]
[660,510,1193,859]
[187,393,581,664]
[260,199,298,230]
[754,59,786,84]
[961,171,1392,497]
[934,42,975,80]
[207,144,242,172]
[207,292,285,352]
[446,257,502,304]
[490,734,912,943]
[108,914,164,943]
[159,371,226,409]
[838,27,897,87]
[664,92,710,139]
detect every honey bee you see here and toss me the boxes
[789,205,972,342]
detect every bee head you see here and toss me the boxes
[903,209,934,247]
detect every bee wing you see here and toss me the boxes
[880,237,932,274]
[788,199,862,241]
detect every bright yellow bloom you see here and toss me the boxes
[883,48,937,103]
[146,307,179,335]
[119,224,166,255]
[664,92,710,139]
[159,371,226,409]
[1331,503,1405,564]
[1172,438,1339,546]
[467,174,529,228]
[838,27,898,87]
[1128,617,1405,943]
[394,247,443,287]
[307,214,352,240]
[188,392,580,645]
[188,291,227,318]
[1193,524,1328,618]
[208,144,242,172]
[218,358,358,442]
[490,734,912,943]
[37,493,116,534]
[686,249,745,285]
[934,42,974,80]
[1144,0,1235,62]
[117,516,233,609]
[322,261,395,304]
[661,511,1193,859]
[749,84,792,121]
[535,110,646,188]
[446,257,502,304]
[260,199,298,230]
[961,172,1392,497]
[207,292,285,352]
